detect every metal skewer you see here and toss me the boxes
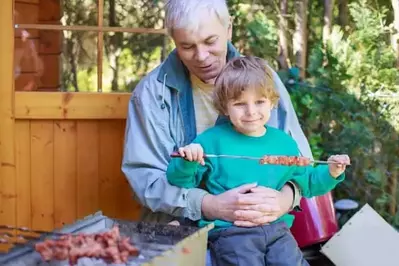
[170,152,350,165]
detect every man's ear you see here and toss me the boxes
[229,16,234,26]
[228,16,233,41]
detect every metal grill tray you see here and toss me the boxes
[0,212,200,266]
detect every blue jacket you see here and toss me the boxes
[122,43,313,223]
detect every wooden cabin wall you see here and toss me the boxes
[1,1,143,230]
[15,119,141,231]
[11,92,143,231]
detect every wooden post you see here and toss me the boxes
[97,0,104,92]
[0,0,16,226]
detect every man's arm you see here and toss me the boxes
[286,181,301,211]
[121,82,208,221]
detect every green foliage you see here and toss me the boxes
[245,13,278,64]
[229,1,278,66]
[280,0,399,227]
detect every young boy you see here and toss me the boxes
[166,56,350,266]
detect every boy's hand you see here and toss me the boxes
[328,154,351,178]
[178,144,205,165]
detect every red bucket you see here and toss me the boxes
[290,192,338,248]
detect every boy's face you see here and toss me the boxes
[225,90,273,137]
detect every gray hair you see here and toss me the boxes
[165,0,230,35]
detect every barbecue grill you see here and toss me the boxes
[0,212,213,266]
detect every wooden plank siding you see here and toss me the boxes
[15,121,32,228]
[30,120,55,230]
[15,92,131,119]
[76,121,100,218]
[13,118,141,230]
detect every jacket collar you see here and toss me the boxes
[157,42,241,91]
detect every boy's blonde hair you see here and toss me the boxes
[213,56,279,115]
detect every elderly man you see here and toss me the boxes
[122,0,313,263]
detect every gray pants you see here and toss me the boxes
[208,222,310,266]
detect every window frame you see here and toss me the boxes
[14,0,167,92]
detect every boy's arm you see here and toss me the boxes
[167,158,207,189]
[291,164,345,198]
[286,139,345,198]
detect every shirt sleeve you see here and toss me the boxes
[167,158,209,189]
[288,139,345,198]
[290,165,345,198]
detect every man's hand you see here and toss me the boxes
[201,183,294,227]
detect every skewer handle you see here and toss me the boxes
[170,151,182,158]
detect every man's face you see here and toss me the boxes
[172,13,231,84]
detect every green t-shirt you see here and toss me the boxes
[167,123,344,229]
